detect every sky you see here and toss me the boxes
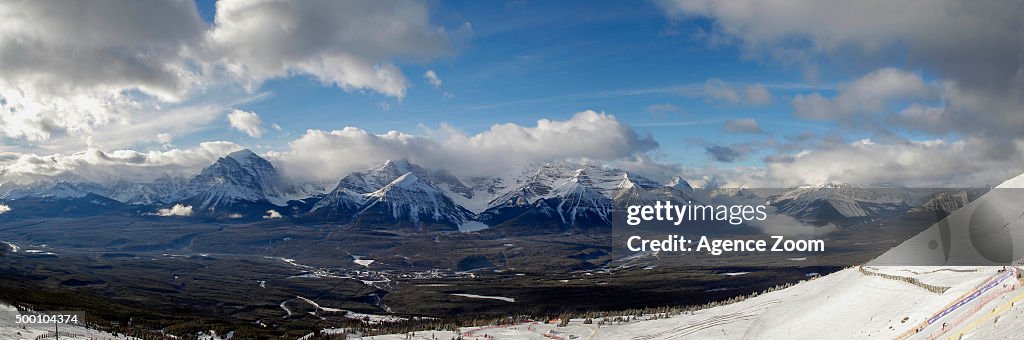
[0,0,1023,188]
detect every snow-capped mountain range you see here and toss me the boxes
[308,159,477,226]
[175,149,306,210]
[477,162,692,227]
[0,149,977,229]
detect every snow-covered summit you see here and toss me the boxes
[667,175,693,192]
[177,149,296,209]
[358,172,472,226]
[771,183,928,222]
[479,161,672,227]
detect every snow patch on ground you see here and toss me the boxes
[352,255,374,267]
[450,293,515,302]
[0,241,17,253]
[292,296,407,323]
[719,272,750,276]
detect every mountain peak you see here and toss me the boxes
[227,149,261,164]
[176,148,294,210]
[228,148,257,157]
[667,176,693,191]
[360,170,470,226]
[570,168,586,178]
[617,173,637,190]
[375,159,414,173]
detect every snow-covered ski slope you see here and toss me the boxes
[0,303,135,340]
[365,265,1024,339]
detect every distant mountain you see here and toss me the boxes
[667,176,693,192]
[0,178,172,217]
[907,190,972,219]
[309,159,473,225]
[311,160,685,228]
[306,186,363,221]
[103,175,188,205]
[769,184,932,225]
[611,174,659,208]
[478,162,678,229]
[332,159,473,198]
[355,172,472,228]
[0,180,101,200]
[175,149,298,215]
[0,192,130,218]
[2,154,703,229]
[20,151,959,233]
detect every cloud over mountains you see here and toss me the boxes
[269,110,659,180]
[0,111,658,183]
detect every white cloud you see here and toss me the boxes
[156,133,173,146]
[268,110,658,180]
[613,154,683,183]
[59,103,229,152]
[204,0,468,99]
[156,204,194,217]
[263,209,283,219]
[723,118,763,134]
[784,67,1024,144]
[701,79,773,106]
[0,204,10,214]
[887,82,1024,139]
[0,1,205,100]
[645,103,680,114]
[655,0,1024,92]
[676,133,1024,188]
[680,165,770,189]
[678,115,1024,189]
[423,70,442,88]
[792,68,932,121]
[0,141,243,183]
[227,109,264,138]
[0,111,659,185]
[744,84,773,105]
[749,138,1024,188]
[703,78,740,103]
[0,0,206,144]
